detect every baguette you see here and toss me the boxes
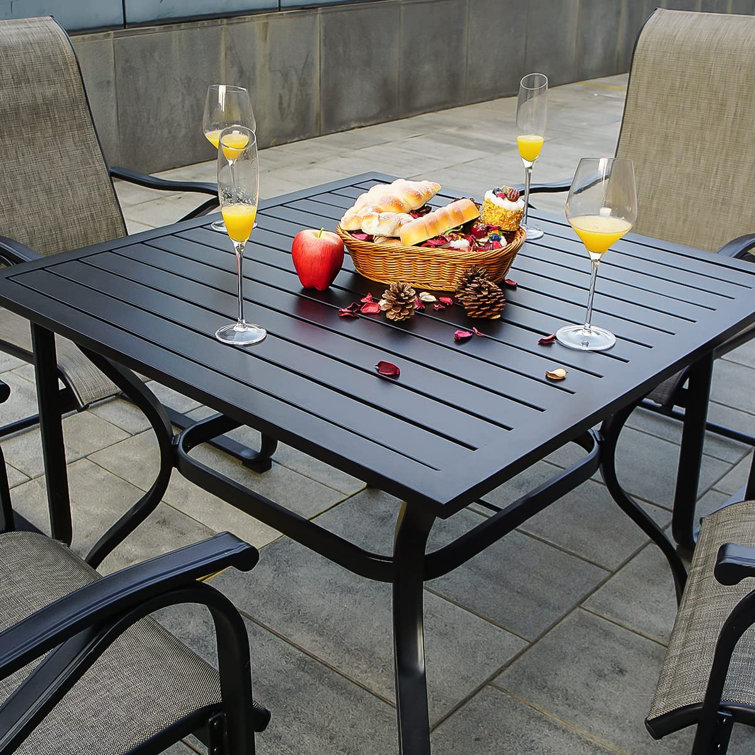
[399,198,480,247]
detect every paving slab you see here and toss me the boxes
[91,396,153,435]
[712,451,754,496]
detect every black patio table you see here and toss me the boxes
[0,172,752,754]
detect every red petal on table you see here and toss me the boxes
[414,298,425,310]
[338,303,359,318]
[351,232,370,241]
[454,329,473,342]
[360,301,381,314]
[472,327,485,337]
[503,278,518,289]
[439,296,454,306]
[375,360,400,377]
[433,302,447,311]
[538,333,556,345]
[360,293,374,303]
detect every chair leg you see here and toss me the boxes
[671,355,714,558]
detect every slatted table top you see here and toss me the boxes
[1,173,752,516]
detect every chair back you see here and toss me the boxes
[0,17,125,256]
[616,9,755,251]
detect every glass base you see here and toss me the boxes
[215,321,266,345]
[211,219,226,232]
[556,324,615,351]
[523,224,544,240]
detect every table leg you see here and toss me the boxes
[393,502,435,755]
[30,324,72,545]
[671,354,713,557]
[600,404,687,602]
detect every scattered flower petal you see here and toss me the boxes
[376,360,400,377]
[433,302,447,311]
[545,368,568,381]
[472,327,485,337]
[419,292,437,302]
[538,333,556,345]
[338,305,359,318]
[360,300,381,314]
[360,293,375,303]
[439,296,454,306]
[351,232,370,241]
[504,279,518,289]
[454,329,473,342]
[414,297,425,311]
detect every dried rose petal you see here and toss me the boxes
[360,293,374,303]
[545,368,568,381]
[454,330,473,342]
[376,360,400,377]
[472,327,485,337]
[360,301,381,314]
[414,297,425,311]
[538,333,556,345]
[439,296,454,306]
[419,292,437,302]
[504,279,518,289]
[338,304,359,318]
[433,302,447,311]
[351,232,370,241]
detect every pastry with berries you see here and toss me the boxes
[480,186,524,231]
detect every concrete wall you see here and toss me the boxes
[71,0,754,173]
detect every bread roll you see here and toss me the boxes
[353,179,441,213]
[341,203,382,230]
[361,212,413,237]
[399,199,480,246]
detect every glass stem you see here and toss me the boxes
[234,242,246,325]
[583,258,600,332]
[522,163,533,226]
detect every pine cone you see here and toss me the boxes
[457,277,506,319]
[379,282,417,321]
[455,266,490,297]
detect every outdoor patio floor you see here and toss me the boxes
[2,74,753,754]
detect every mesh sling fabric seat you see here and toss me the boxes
[647,498,755,752]
[614,8,755,408]
[0,532,223,755]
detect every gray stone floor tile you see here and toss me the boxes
[147,380,202,414]
[583,541,678,645]
[518,478,669,570]
[428,522,608,640]
[89,430,160,491]
[706,400,755,441]
[0,371,39,426]
[611,426,732,510]
[712,451,753,496]
[696,489,734,520]
[125,219,156,235]
[4,462,29,488]
[155,605,398,754]
[162,472,282,549]
[160,742,198,754]
[711,357,754,411]
[494,609,693,753]
[59,410,130,457]
[211,536,526,723]
[1,427,79,479]
[125,192,211,229]
[0,353,24,372]
[431,686,617,754]
[723,338,755,369]
[90,396,153,434]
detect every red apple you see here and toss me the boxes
[291,228,344,291]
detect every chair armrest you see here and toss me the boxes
[0,532,258,679]
[109,166,217,196]
[716,234,755,259]
[715,543,755,585]
[0,236,42,266]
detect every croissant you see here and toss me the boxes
[340,203,383,231]
[353,179,441,213]
[399,198,480,247]
[361,212,413,237]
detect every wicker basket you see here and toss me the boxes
[336,225,526,292]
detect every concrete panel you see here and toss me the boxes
[467,0,527,102]
[113,21,224,172]
[320,1,401,133]
[730,0,755,13]
[618,0,654,71]
[71,32,121,166]
[700,0,733,11]
[661,0,701,9]
[399,0,467,115]
[0,0,122,30]
[576,0,622,80]
[225,12,319,149]
[524,0,580,86]
[125,0,275,24]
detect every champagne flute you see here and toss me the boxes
[516,73,548,240]
[203,84,256,232]
[556,157,637,351]
[215,126,265,345]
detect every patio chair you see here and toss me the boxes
[0,17,274,471]
[0,375,271,754]
[528,8,755,551]
[646,458,755,753]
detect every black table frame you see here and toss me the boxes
[2,173,753,754]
